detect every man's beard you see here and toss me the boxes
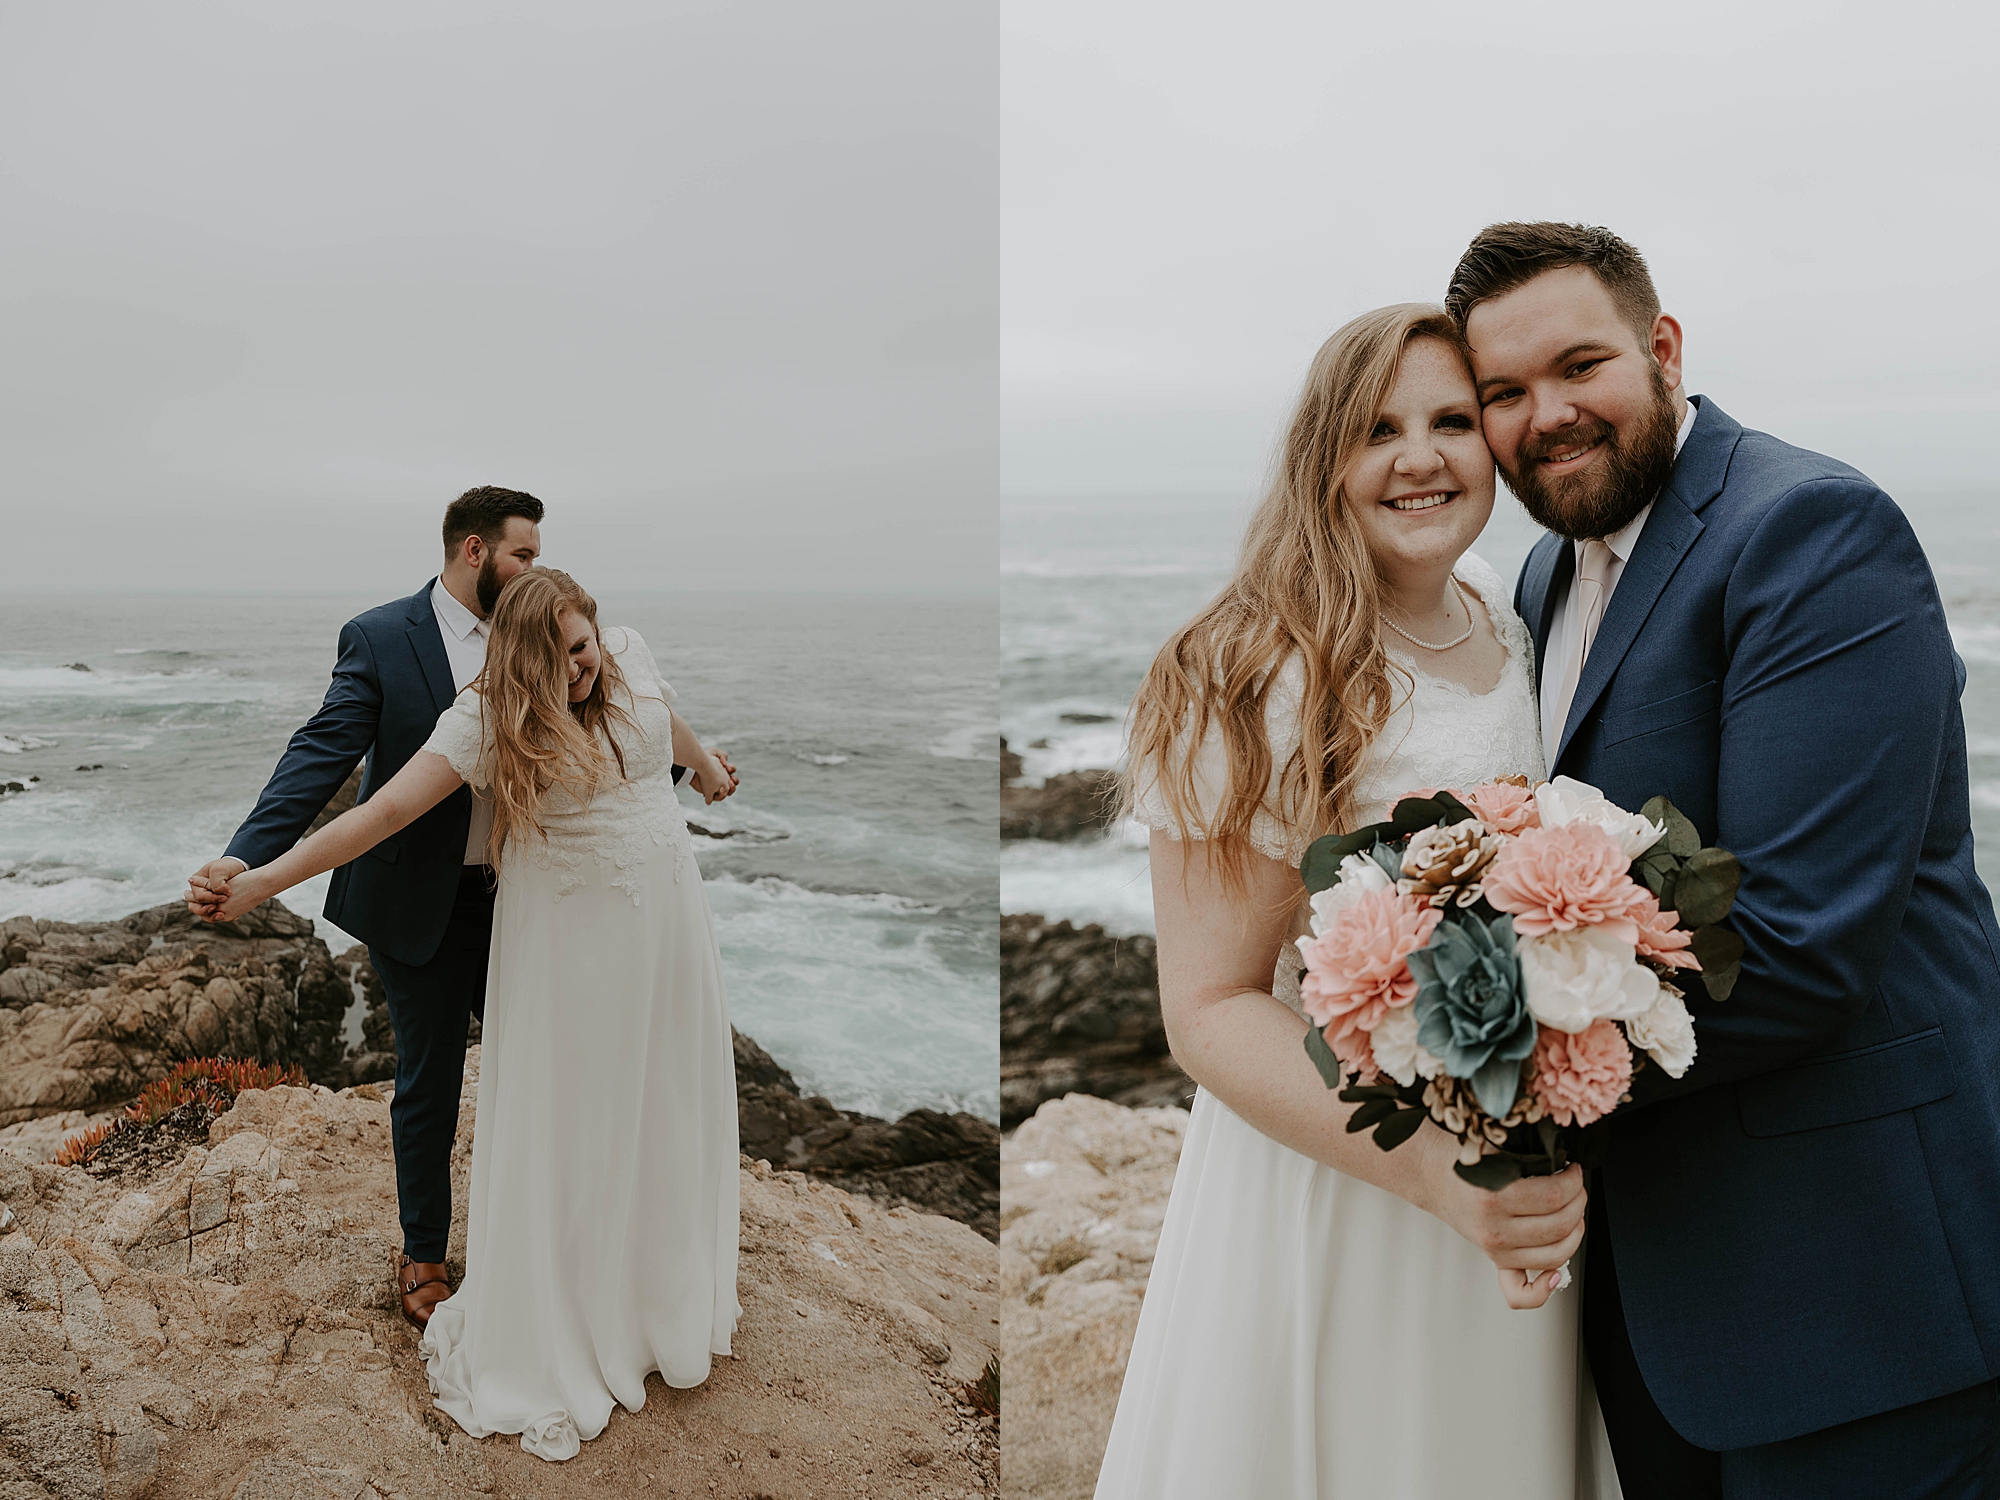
[1502,368,1680,541]
[475,554,506,615]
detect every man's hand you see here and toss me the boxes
[689,748,739,805]
[204,866,277,925]
[185,857,247,918]
[1413,1128,1587,1311]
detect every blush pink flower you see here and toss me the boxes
[1530,1020,1633,1127]
[1298,887,1441,1049]
[1483,821,1648,944]
[1322,1018,1381,1085]
[1631,889,1701,971]
[1463,781,1541,835]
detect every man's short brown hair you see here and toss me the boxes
[442,486,544,557]
[1445,222,1662,346]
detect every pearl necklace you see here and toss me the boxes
[1382,578,1475,652]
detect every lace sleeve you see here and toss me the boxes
[1130,655,1309,865]
[420,689,492,790]
[604,625,676,705]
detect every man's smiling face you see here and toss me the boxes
[1465,265,1685,541]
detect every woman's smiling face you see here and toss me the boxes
[1344,336,1496,588]
[559,608,601,703]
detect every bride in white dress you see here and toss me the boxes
[1098,306,1620,1499]
[204,567,741,1462]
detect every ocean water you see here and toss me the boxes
[1003,489,2000,936]
[0,590,998,1122]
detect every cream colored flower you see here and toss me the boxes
[1518,926,1660,1034]
[1307,852,1394,937]
[1369,1003,1445,1088]
[1533,775,1666,860]
[1624,984,1698,1078]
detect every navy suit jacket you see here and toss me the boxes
[226,581,476,968]
[1514,398,2000,1450]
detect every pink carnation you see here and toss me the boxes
[1463,781,1541,835]
[1322,1019,1381,1085]
[1530,1019,1633,1127]
[1631,890,1701,970]
[1297,887,1441,1050]
[1483,821,1648,944]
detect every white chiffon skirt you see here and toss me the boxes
[1094,1087,1620,1499]
[419,846,742,1461]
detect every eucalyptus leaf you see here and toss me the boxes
[1303,1025,1346,1089]
[1673,847,1741,927]
[1337,1082,1402,1103]
[1689,923,1744,972]
[1393,795,1460,833]
[1453,1153,1525,1191]
[1370,840,1405,882]
[1657,866,1681,915]
[1701,960,1742,1003]
[1300,835,1348,893]
[1433,790,1477,825]
[1372,1105,1429,1152]
[1647,796,1702,858]
[1346,1098,1399,1133]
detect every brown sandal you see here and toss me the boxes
[397,1254,453,1330]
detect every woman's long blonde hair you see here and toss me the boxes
[477,568,637,866]
[1121,304,1470,889]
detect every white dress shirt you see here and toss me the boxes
[1538,399,1700,756]
[430,579,494,864]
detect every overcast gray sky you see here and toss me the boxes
[3,1,994,595]
[1004,0,1998,503]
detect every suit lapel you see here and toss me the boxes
[1553,497,1703,766]
[1520,532,1572,693]
[1552,398,1738,767]
[404,580,458,717]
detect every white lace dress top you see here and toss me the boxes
[420,626,693,903]
[1133,552,1546,863]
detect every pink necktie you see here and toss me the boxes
[1554,539,1615,738]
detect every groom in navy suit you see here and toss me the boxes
[1449,224,2000,1497]
[186,487,548,1327]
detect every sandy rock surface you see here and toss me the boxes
[0,1048,999,1500]
[999,1094,1187,1500]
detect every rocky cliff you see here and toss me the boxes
[1000,916,1191,1129]
[0,905,998,1241]
[0,1051,999,1500]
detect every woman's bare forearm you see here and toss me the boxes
[1166,985,1447,1215]
[249,752,462,895]
[668,706,710,770]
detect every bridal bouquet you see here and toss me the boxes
[1297,776,1744,1188]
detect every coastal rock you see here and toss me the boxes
[0,904,353,1128]
[1001,915,1192,1128]
[0,906,993,1239]
[734,1031,999,1241]
[1000,1093,1188,1500]
[0,1049,998,1500]
[1000,738,1119,841]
